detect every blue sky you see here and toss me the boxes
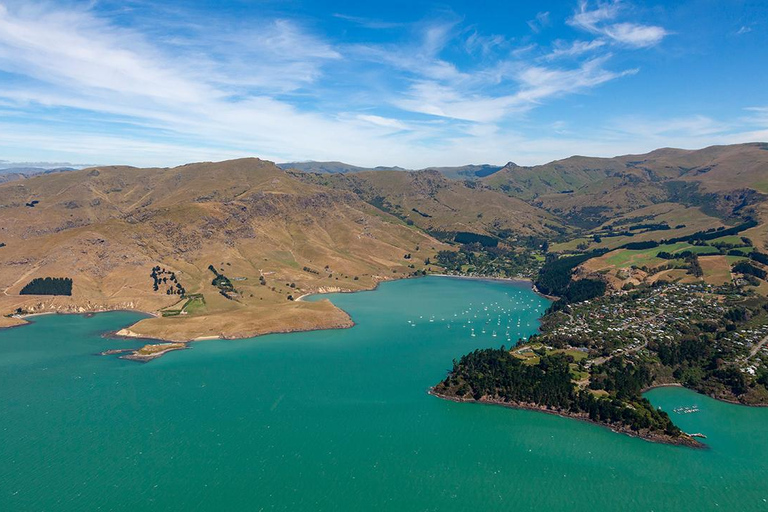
[0,0,766,168]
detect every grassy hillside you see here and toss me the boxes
[0,158,447,340]
[292,169,567,243]
[484,143,768,229]
[2,143,767,349]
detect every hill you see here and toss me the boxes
[291,169,566,243]
[484,143,768,229]
[0,159,446,344]
[277,161,405,174]
[0,166,78,184]
[2,143,767,355]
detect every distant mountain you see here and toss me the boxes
[482,142,768,228]
[421,164,505,180]
[276,161,392,174]
[277,161,504,179]
[2,143,767,346]
[0,166,78,184]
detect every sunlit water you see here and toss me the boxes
[1,277,767,511]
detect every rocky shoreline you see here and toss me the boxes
[120,343,189,362]
[429,389,704,448]
[430,273,559,301]
[105,316,356,362]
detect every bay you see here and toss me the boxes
[1,276,767,511]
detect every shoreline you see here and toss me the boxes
[15,308,156,322]
[3,308,155,331]
[104,317,357,362]
[642,383,684,392]
[428,389,704,448]
[5,273,543,361]
[642,382,768,408]
[295,272,410,302]
[429,273,560,301]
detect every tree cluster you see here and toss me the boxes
[20,277,72,296]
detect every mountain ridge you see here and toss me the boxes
[1,142,767,356]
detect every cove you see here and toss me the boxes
[1,276,768,511]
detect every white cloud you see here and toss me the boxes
[355,115,410,131]
[568,1,668,48]
[603,23,667,47]
[545,39,606,60]
[465,31,508,56]
[527,11,551,34]
[0,1,751,171]
[611,115,732,139]
[333,14,403,30]
[394,56,635,123]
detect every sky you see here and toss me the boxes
[0,0,766,168]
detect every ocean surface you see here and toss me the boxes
[1,276,767,511]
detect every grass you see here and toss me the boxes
[699,256,733,286]
[726,247,753,255]
[561,349,588,361]
[753,179,768,194]
[513,346,588,369]
[182,295,206,315]
[550,237,589,253]
[600,242,717,269]
[136,342,186,355]
[709,235,750,246]
[748,281,768,297]
[159,294,206,316]
[570,368,590,381]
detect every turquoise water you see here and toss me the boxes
[1,276,768,511]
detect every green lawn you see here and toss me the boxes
[603,242,716,268]
[710,235,751,246]
[182,295,206,315]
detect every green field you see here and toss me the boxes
[602,242,714,268]
[709,235,751,246]
[182,295,206,315]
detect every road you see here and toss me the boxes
[749,333,768,359]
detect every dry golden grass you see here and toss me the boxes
[124,298,353,341]
[0,159,447,342]
[699,255,734,286]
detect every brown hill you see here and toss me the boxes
[483,143,768,229]
[0,159,446,341]
[292,169,567,241]
[2,143,767,348]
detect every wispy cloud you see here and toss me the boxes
[568,1,668,48]
[544,39,606,60]
[527,11,551,34]
[0,0,758,169]
[333,13,403,30]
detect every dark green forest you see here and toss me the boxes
[434,348,682,439]
[19,277,73,296]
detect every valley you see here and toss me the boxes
[2,143,768,419]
